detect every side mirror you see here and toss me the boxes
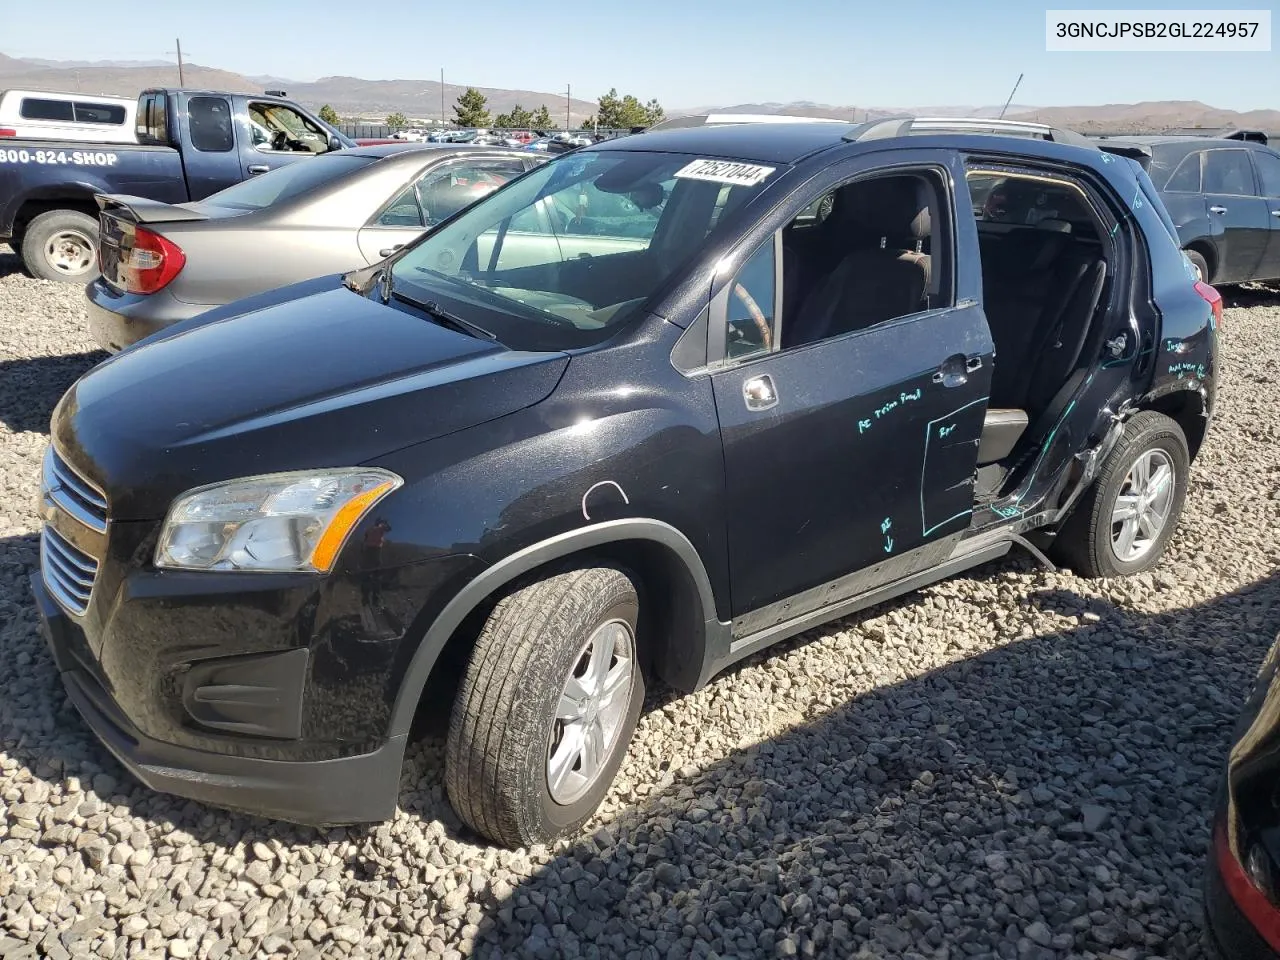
[329,135,343,152]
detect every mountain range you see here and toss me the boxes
[2,53,1277,133]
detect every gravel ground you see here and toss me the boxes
[1,241,1279,960]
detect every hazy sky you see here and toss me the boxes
[4,0,1277,110]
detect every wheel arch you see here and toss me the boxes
[387,519,730,739]
[1141,388,1209,459]
[13,184,102,235]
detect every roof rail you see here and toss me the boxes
[843,116,1096,149]
[645,113,848,133]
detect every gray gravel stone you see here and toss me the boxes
[0,250,1275,957]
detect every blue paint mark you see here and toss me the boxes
[992,505,1022,520]
[1110,223,1120,237]
[884,537,895,553]
[1169,362,1206,379]
[1131,188,1144,210]
[880,517,892,534]
[858,418,872,434]
[1100,152,1114,163]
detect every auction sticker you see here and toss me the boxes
[674,158,775,187]
[0,148,119,166]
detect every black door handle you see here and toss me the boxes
[965,355,983,372]
[931,353,969,388]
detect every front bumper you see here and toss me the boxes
[32,571,405,825]
[85,281,210,353]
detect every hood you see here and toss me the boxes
[54,285,569,520]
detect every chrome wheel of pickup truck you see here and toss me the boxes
[46,230,95,277]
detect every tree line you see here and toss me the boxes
[317,87,665,131]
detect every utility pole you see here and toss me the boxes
[440,68,445,126]
[168,38,186,86]
[565,85,571,131]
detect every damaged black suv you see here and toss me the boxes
[33,116,1221,847]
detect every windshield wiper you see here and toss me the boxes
[390,287,497,341]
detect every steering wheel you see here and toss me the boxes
[732,283,772,351]
[270,130,290,152]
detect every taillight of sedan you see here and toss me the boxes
[116,226,186,295]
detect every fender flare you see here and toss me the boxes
[385,518,728,739]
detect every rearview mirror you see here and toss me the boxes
[329,135,344,152]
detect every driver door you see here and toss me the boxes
[237,100,328,179]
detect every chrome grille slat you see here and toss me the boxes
[43,448,108,532]
[42,526,99,616]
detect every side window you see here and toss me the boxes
[250,102,331,154]
[188,97,234,153]
[19,98,74,121]
[724,240,776,361]
[416,159,524,226]
[1164,153,1201,192]
[377,185,424,227]
[1204,150,1257,195]
[1254,151,1280,197]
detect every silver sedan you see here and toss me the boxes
[86,143,542,352]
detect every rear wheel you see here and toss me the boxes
[22,210,99,283]
[1185,248,1210,284]
[445,565,644,847]
[1053,410,1190,578]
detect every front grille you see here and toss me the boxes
[41,526,100,616]
[43,448,108,532]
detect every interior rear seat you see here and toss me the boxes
[976,219,1108,466]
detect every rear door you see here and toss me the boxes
[1202,147,1270,282]
[708,152,992,624]
[356,156,529,263]
[1251,148,1280,281]
[180,95,240,199]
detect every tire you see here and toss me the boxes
[21,210,99,283]
[1053,410,1190,578]
[445,565,644,847]
[1185,248,1210,284]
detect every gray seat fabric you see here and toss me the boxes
[783,179,932,348]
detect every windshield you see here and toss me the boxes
[388,149,778,350]
[203,154,377,211]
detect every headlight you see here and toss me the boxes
[155,469,401,573]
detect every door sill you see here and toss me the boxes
[717,537,1013,674]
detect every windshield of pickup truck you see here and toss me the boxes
[389,149,777,349]
[202,154,377,211]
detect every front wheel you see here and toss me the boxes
[445,565,644,847]
[1053,410,1190,578]
[22,210,99,283]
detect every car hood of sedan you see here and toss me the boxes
[52,285,569,520]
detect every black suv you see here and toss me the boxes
[1095,132,1280,285]
[32,116,1221,848]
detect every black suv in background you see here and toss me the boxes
[1097,132,1280,284]
[32,116,1220,848]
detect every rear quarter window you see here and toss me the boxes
[1163,153,1201,192]
[73,102,126,124]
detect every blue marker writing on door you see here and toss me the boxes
[881,516,894,553]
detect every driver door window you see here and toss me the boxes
[249,102,331,155]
